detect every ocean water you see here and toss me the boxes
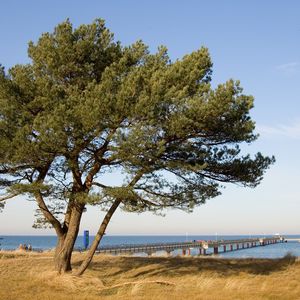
[1,235,300,259]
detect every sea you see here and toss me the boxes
[1,235,300,259]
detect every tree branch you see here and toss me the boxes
[92,182,109,189]
[84,128,118,189]
[0,165,32,174]
[34,164,64,236]
[0,193,19,201]
[34,191,63,236]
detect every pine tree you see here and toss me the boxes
[0,19,274,275]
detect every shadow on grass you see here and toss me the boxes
[73,252,297,280]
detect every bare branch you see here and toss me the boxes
[84,127,119,189]
[0,193,19,201]
[34,191,63,236]
[92,182,109,189]
[0,165,32,174]
[34,164,64,236]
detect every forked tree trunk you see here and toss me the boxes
[54,205,84,274]
[75,198,121,276]
[54,235,71,273]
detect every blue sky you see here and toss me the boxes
[1,0,300,235]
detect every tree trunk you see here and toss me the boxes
[54,204,84,274]
[75,199,121,276]
[54,235,72,273]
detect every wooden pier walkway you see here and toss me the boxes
[97,236,285,256]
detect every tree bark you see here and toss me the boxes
[54,203,84,274]
[54,234,72,273]
[75,198,121,276]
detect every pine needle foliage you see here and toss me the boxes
[0,19,274,226]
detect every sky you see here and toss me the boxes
[0,0,300,235]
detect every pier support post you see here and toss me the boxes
[242,243,244,249]
[213,247,218,255]
[247,243,249,248]
[230,245,233,251]
[182,249,186,256]
[237,244,239,250]
[223,245,226,252]
[199,248,206,255]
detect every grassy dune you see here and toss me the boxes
[0,251,299,300]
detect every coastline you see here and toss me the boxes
[1,235,300,259]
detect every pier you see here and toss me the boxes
[97,236,285,256]
[285,238,300,242]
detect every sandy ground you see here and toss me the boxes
[0,251,299,299]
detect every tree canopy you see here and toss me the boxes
[0,19,274,274]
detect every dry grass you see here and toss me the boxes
[0,251,299,299]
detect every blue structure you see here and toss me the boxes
[83,230,89,249]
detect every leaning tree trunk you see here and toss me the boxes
[75,198,121,276]
[54,204,84,274]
